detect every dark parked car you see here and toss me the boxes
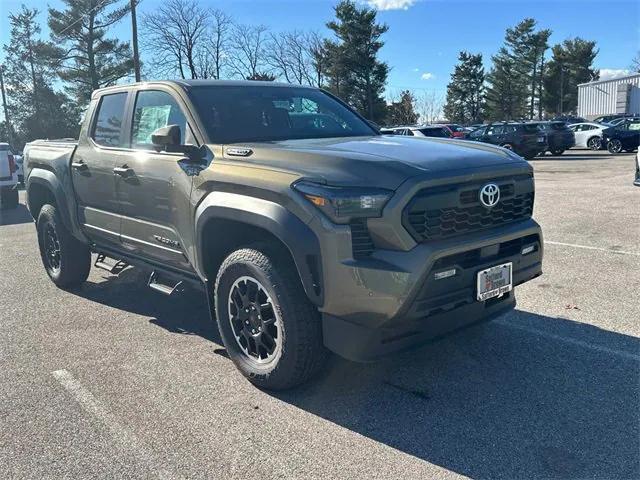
[529,121,575,155]
[466,122,546,159]
[602,120,640,153]
[593,114,634,124]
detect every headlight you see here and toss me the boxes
[293,181,393,224]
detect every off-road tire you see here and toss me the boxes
[37,204,91,288]
[214,245,327,390]
[0,187,18,210]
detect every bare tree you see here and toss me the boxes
[417,90,445,124]
[227,23,269,80]
[206,9,233,79]
[306,31,327,88]
[141,0,211,79]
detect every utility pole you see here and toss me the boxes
[0,66,14,145]
[559,65,566,115]
[130,0,141,82]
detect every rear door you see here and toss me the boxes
[71,91,131,247]
[114,87,198,272]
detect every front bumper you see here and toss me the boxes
[314,216,543,361]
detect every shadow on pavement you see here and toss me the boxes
[0,203,33,226]
[72,268,640,479]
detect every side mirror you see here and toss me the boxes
[151,125,181,150]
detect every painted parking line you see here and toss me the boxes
[494,319,640,363]
[52,369,179,480]
[546,240,640,257]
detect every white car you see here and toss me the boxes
[568,122,613,150]
[0,142,19,209]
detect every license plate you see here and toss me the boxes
[477,262,513,301]
[537,136,545,143]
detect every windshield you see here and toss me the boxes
[188,85,377,143]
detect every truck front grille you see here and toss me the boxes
[403,175,534,242]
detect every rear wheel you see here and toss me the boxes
[36,204,91,288]
[500,143,513,151]
[214,245,327,390]
[587,136,601,150]
[607,139,623,154]
[0,187,18,210]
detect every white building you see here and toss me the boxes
[577,73,640,120]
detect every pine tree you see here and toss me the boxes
[444,51,485,124]
[485,19,550,121]
[485,47,527,121]
[323,0,389,123]
[386,90,418,125]
[2,6,79,146]
[543,38,598,115]
[48,0,134,104]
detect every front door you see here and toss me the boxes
[115,88,196,272]
[72,92,129,247]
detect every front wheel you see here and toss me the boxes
[214,246,327,390]
[36,204,91,288]
[587,136,602,150]
[607,139,623,154]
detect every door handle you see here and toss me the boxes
[113,166,134,176]
[71,161,88,171]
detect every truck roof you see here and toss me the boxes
[92,79,313,99]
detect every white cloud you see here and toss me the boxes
[366,0,416,10]
[421,72,435,80]
[599,68,632,80]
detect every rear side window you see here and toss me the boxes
[131,90,190,148]
[92,93,128,147]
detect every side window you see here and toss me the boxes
[406,129,415,136]
[131,90,191,149]
[92,93,128,147]
[487,125,504,136]
[469,128,485,139]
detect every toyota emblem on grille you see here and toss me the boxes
[480,183,500,208]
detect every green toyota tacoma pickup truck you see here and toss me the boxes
[23,80,543,389]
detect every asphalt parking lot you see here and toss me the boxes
[1,149,638,479]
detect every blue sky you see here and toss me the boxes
[0,0,638,97]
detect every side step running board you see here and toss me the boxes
[148,271,184,296]
[94,253,129,275]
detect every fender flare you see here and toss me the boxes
[27,169,76,234]
[194,192,323,306]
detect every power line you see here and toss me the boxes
[52,0,113,37]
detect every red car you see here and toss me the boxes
[436,124,466,138]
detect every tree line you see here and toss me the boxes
[1,0,637,149]
[444,18,601,125]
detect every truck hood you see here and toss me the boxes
[225,135,529,190]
